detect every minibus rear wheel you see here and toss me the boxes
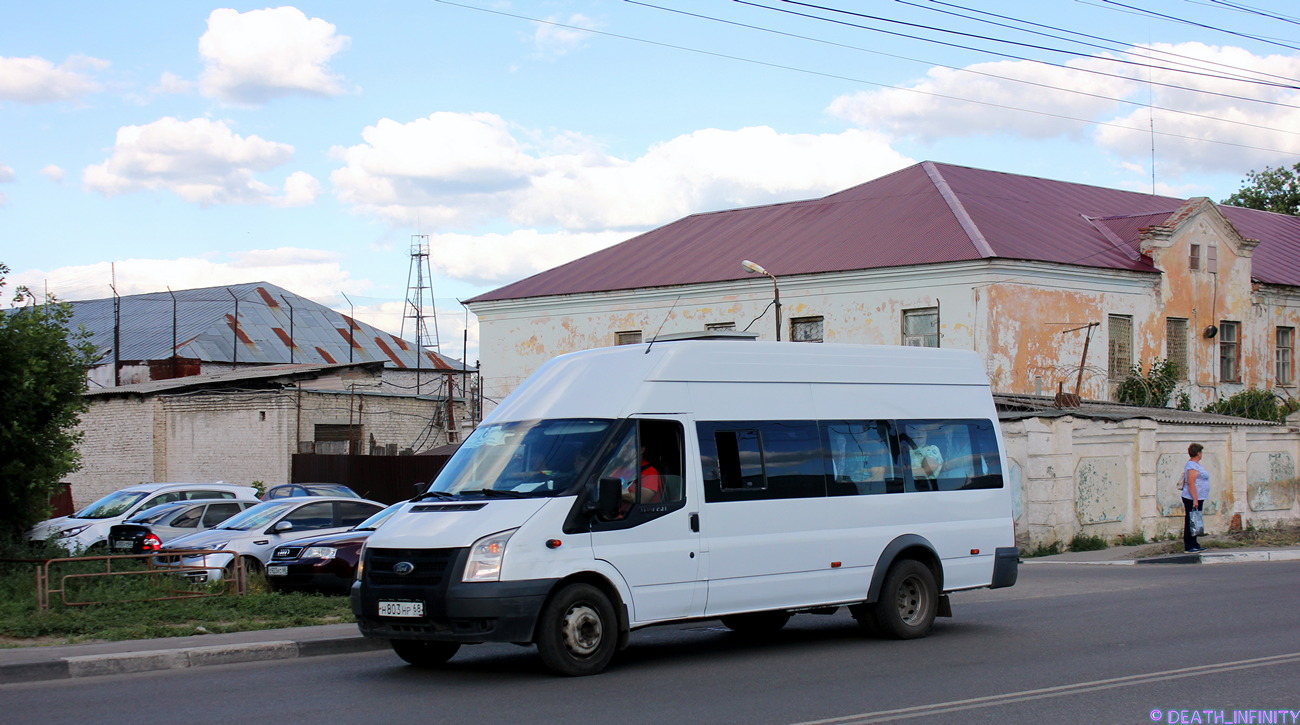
[391,639,461,667]
[870,559,937,639]
[536,583,618,676]
[720,611,791,635]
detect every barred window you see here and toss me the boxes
[902,307,940,347]
[1277,327,1294,386]
[1108,315,1133,379]
[790,316,824,343]
[706,322,736,331]
[1166,317,1189,380]
[615,330,642,345]
[1219,321,1240,382]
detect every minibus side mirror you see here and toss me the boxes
[588,478,622,519]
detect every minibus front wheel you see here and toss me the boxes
[536,583,618,676]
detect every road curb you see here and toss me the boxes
[1024,549,1300,567]
[0,635,388,685]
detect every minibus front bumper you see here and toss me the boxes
[351,546,557,643]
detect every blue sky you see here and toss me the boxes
[3,0,1298,363]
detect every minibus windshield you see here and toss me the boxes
[428,419,615,497]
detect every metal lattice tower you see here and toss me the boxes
[401,235,441,360]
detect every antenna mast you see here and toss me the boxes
[402,235,441,390]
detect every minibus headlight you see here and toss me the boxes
[355,543,367,581]
[463,528,517,582]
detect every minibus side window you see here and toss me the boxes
[715,429,765,492]
[588,419,686,528]
[898,419,1003,492]
[823,420,900,496]
[699,421,825,502]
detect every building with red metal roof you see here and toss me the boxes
[466,161,1300,412]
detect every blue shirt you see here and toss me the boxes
[1183,460,1210,501]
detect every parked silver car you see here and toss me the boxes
[26,482,260,553]
[160,496,386,579]
[106,498,261,554]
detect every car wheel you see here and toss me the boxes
[535,583,618,676]
[870,559,938,639]
[720,611,791,635]
[391,639,461,668]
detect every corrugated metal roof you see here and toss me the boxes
[467,161,1300,304]
[68,282,468,371]
[84,361,385,398]
[994,393,1278,426]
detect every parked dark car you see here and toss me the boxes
[265,502,405,593]
[262,483,361,500]
[107,498,260,554]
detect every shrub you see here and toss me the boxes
[1069,533,1108,552]
[1115,358,1182,408]
[1203,387,1300,423]
[1118,532,1147,546]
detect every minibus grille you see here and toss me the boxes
[366,548,457,586]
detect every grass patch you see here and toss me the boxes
[1024,541,1062,558]
[1068,533,1109,552]
[1118,532,1148,546]
[0,540,353,645]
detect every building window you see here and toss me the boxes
[902,307,939,347]
[1166,317,1189,380]
[790,316,824,343]
[706,322,736,331]
[1208,245,1218,274]
[1189,244,1201,271]
[1278,327,1294,386]
[1219,321,1240,382]
[615,330,642,345]
[1108,314,1133,379]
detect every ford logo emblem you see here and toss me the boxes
[393,561,415,576]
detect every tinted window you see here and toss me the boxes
[188,490,236,500]
[284,501,334,530]
[337,501,381,527]
[171,506,203,528]
[899,419,1003,492]
[699,421,825,502]
[202,503,245,527]
[824,421,902,496]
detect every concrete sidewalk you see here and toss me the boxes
[5,545,1298,686]
[0,622,387,685]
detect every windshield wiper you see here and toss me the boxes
[414,490,457,501]
[475,488,526,498]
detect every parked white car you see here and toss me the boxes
[26,482,260,553]
[160,496,386,579]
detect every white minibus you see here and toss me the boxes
[352,338,1018,676]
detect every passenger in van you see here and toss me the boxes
[907,427,944,490]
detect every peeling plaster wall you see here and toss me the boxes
[1002,415,1299,550]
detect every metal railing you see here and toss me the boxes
[1,550,249,610]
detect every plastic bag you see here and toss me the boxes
[1189,509,1205,537]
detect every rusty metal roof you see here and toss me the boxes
[467,161,1300,303]
[68,282,467,371]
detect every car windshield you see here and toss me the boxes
[72,490,149,519]
[353,502,403,531]
[213,501,297,531]
[428,419,614,497]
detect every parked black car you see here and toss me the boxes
[107,498,260,554]
[266,502,405,593]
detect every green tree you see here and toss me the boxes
[1203,387,1300,424]
[1115,358,1181,408]
[0,263,97,540]
[1222,163,1300,216]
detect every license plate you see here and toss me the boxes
[267,565,288,577]
[111,540,133,550]
[379,600,424,618]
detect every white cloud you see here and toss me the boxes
[152,71,194,95]
[828,43,1300,177]
[39,165,63,183]
[533,14,596,58]
[330,112,912,235]
[199,7,350,105]
[81,117,313,206]
[0,163,14,183]
[0,54,104,103]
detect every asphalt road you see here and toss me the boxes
[5,561,1298,725]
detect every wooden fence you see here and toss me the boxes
[290,453,453,504]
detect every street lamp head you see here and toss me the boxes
[741,259,769,276]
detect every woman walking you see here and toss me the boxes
[1183,443,1210,553]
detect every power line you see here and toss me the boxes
[1094,0,1300,52]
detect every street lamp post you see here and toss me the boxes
[741,259,781,341]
